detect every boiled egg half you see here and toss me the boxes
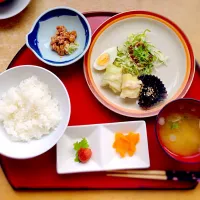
[93,47,117,70]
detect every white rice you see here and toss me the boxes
[0,76,61,142]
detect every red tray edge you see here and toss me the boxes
[0,11,199,191]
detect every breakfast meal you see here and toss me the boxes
[50,25,78,56]
[73,138,92,163]
[0,76,61,142]
[158,112,200,157]
[94,30,168,108]
[113,132,140,157]
[2,7,199,185]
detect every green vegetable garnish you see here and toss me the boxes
[170,122,179,130]
[73,138,89,162]
[64,42,79,55]
[114,29,167,76]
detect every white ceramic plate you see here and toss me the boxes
[0,65,71,159]
[0,0,31,19]
[84,11,195,118]
[57,121,149,174]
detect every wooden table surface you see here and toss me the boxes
[0,0,199,199]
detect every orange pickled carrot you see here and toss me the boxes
[113,132,140,158]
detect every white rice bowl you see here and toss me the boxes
[0,66,71,159]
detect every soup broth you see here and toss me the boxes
[159,112,200,157]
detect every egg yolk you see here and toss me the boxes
[96,53,110,66]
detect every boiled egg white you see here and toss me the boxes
[93,47,117,70]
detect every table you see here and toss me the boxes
[0,0,199,199]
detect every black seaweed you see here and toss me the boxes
[138,75,167,108]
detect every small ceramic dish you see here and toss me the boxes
[0,65,71,159]
[0,0,30,20]
[57,121,150,174]
[156,98,200,163]
[26,7,91,67]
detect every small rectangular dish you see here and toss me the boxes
[57,121,150,174]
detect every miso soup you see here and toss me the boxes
[158,112,200,157]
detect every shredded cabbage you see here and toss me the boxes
[114,29,168,76]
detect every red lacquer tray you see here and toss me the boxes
[0,12,200,190]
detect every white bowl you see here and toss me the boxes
[0,65,71,159]
[0,0,31,20]
[26,7,92,67]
